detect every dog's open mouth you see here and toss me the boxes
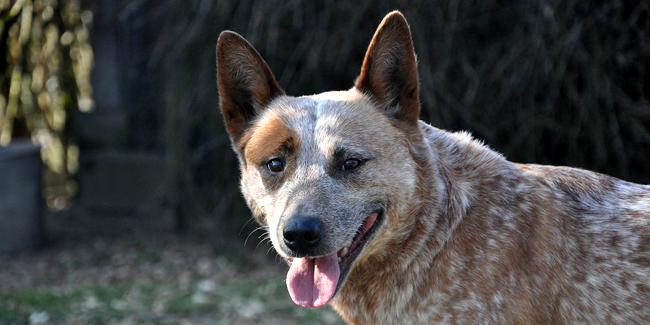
[285,210,383,308]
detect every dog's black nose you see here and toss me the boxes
[283,216,321,254]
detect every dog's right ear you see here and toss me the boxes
[217,31,285,144]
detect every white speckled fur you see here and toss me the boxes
[217,11,650,325]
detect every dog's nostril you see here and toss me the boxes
[283,216,321,252]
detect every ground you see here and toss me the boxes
[0,215,344,325]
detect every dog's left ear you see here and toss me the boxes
[355,11,420,124]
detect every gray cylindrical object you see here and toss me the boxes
[0,141,42,252]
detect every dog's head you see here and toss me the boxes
[217,11,424,308]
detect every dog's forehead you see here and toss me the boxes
[277,91,381,128]
[272,91,389,149]
[243,90,395,166]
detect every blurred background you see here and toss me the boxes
[0,0,648,323]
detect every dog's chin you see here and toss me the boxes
[284,209,384,308]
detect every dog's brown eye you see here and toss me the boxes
[343,158,361,171]
[267,159,285,173]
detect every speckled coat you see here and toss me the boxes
[217,11,650,324]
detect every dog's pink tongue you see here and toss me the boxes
[286,253,340,308]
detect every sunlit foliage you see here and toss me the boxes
[0,0,93,175]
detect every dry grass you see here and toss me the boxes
[0,234,344,324]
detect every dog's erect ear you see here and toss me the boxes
[217,31,285,144]
[355,11,420,124]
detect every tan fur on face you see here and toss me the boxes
[217,10,650,325]
[243,113,299,167]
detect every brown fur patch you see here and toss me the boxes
[243,114,299,191]
[244,114,298,166]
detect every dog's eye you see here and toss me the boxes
[267,159,285,173]
[342,158,361,171]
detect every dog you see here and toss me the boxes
[216,11,650,324]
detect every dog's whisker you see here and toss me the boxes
[238,217,257,236]
[257,231,268,239]
[243,226,267,247]
[254,235,271,251]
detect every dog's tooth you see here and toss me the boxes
[340,247,349,257]
[338,256,342,264]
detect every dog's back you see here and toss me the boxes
[517,163,650,323]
